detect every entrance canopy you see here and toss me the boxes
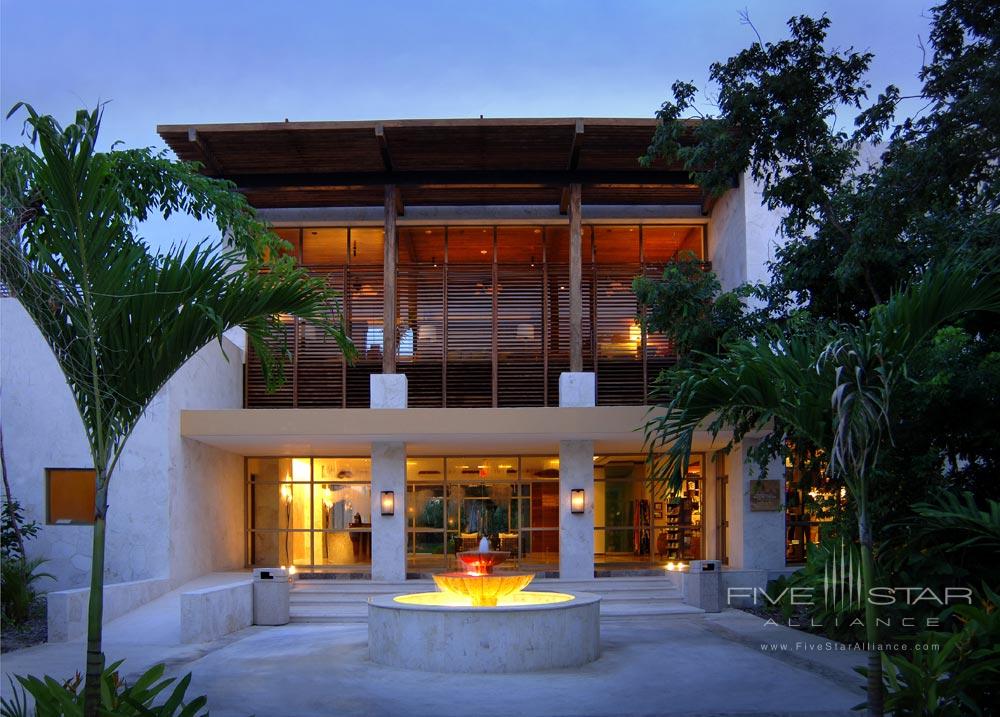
[157,117,710,211]
[180,406,732,456]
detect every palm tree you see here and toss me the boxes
[1,105,354,716]
[644,262,1000,716]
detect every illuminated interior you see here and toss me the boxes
[251,223,707,409]
[247,453,707,570]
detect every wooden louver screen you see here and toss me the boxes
[246,224,699,409]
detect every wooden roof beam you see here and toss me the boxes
[232,169,694,190]
[560,120,586,214]
[375,125,404,215]
[186,128,223,175]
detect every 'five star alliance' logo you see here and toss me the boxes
[823,540,864,610]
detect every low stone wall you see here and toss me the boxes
[180,580,253,643]
[47,578,171,642]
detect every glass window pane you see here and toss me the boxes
[409,485,445,529]
[313,458,371,483]
[594,225,640,264]
[643,225,704,263]
[314,484,371,530]
[350,227,384,265]
[545,226,593,263]
[407,457,444,483]
[445,457,519,482]
[447,227,493,263]
[268,228,300,261]
[497,226,543,264]
[399,227,444,265]
[302,228,347,265]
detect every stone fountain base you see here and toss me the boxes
[368,591,601,672]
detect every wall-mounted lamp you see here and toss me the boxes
[380,491,395,516]
[570,489,586,514]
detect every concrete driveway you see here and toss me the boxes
[3,608,863,716]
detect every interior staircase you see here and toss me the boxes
[289,573,701,623]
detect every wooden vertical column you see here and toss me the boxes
[568,183,583,372]
[383,185,398,374]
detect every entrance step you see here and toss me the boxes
[289,574,697,623]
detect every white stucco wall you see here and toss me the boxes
[724,440,785,571]
[166,336,245,588]
[708,174,785,293]
[0,298,244,592]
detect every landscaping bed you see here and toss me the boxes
[1,597,47,653]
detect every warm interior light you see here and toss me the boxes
[571,488,586,514]
[629,321,642,346]
[292,458,310,481]
[666,562,676,571]
[280,484,293,504]
[288,565,297,575]
[380,490,395,516]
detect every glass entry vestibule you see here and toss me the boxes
[245,454,705,570]
[406,457,561,572]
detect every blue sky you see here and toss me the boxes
[1,0,933,248]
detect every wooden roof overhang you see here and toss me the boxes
[157,117,714,213]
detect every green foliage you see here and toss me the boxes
[632,254,748,360]
[0,103,355,714]
[1,556,53,625]
[767,538,866,642]
[1,499,39,561]
[881,492,1000,628]
[871,589,1000,716]
[1,661,207,717]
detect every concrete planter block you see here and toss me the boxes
[180,580,253,643]
[46,578,170,642]
[559,372,595,407]
[370,374,407,409]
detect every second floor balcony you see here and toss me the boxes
[246,223,705,409]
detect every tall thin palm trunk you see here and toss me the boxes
[858,505,883,717]
[83,485,108,716]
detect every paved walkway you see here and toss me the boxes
[2,578,865,716]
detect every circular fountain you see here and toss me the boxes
[368,550,600,673]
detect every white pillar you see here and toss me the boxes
[559,372,595,579]
[727,440,785,570]
[371,442,406,581]
[559,440,594,579]
[370,374,407,582]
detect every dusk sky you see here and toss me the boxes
[1,0,933,248]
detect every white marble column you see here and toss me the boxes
[559,372,595,579]
[370,374,407,582]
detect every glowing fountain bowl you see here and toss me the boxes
[368,551,601,672]
[432,551,532,607]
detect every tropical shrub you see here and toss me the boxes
[873,588,1000,716]
[1,556,52,625]
[0,661,207,717]
[767,538,867,642]
[1,499,40,561]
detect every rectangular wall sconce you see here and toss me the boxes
[380,490,395,516]
[570,489,586,514]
